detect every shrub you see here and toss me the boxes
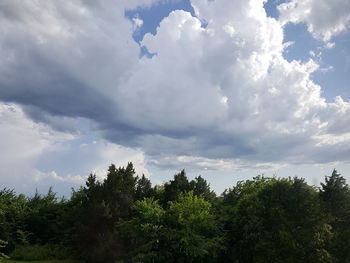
[0,240,9,261]
[9,244,68,261]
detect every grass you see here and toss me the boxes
[3,260,81,263]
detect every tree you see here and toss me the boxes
[192,176,217,203]
[161,171,216,207]
[0,188,27,252]
[103,163,137,220]
[24,188,68,245]
[162,170,192,206]
[124,198,166,262]
[135,174,155,201]
[320,169,350,218]
[125,192,222,263]
[166,191,223,262]
[75,163,139,262]
[320,169,350,262]
[221,176,332,263]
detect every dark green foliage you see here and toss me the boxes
[9,244,68,261]
[221,176,332,263]
[162,170,192,206]
[135,174,155,201]
[320,169,350,262]
[165,191,223,262]
[103,163,137,220]
[192,176,217,203]
[124,192,222,263]
[162,170,216,207]
[74,163,139,263]
[1,165,350,263]
[123,197,166,262]
[0,240,9,261]
[24,188,68,245]
[0,187,70,260]
[0,189,27,252]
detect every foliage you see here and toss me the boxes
[123,197,166,262]
[24,188,68,245]
[9,245,68,261]
[73,163,139,263]
[3,260,80,263]
[221,176,333,263]
[161,170,216,207]
[1,164,350,262]
[320,169,350,262]
[135,174,155,201]
[124,192,222,262]
[166,191,223,262]
[0,189,27,252]
[0,240,9,261]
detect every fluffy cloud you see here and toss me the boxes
[278,0,350,41]
[117,0,350,166]
[0,103,73,189]
[0,102,148,195]
[0,0,350,177]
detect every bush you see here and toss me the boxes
[0,240,9,261]
[9,244,68,261]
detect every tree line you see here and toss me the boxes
[1,163,350,263]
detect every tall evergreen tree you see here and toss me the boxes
[162,170,192,206]
[320,169,350,262]
[75,163,139,262]
[135,174,155,201]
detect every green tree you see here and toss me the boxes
[221,176,332,263]
[162,170,192,206]
[161,171,216,207]
[192,176,217,203]
[125,192,222,263]
[75,163,139,262]
[103,163,137,220]
[124,198,166,262]
[166,191,222,262]
[320,169,350,262]
[135,174,155,201]
[0,188,27,252]
[24,188,68,245]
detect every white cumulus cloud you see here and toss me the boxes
[278,0,350,41]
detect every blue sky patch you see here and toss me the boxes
[125,0,195,43]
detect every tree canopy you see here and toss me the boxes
[0,164,349,262]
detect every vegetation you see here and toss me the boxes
[3,260,80,263]
[0,164,349,262]
[0,240,9,261]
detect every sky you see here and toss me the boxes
[0,0,350,197]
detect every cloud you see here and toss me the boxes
[278,0,350,41]
[116,1,350,166]
[0,102,149,195]
[132,15,144,31]
[0,0,349,177]
[0,103,74,189]
[33,171,85,186]
[148,154,283,172]
[0,0,163,121]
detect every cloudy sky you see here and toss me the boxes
[1,0,350,196]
